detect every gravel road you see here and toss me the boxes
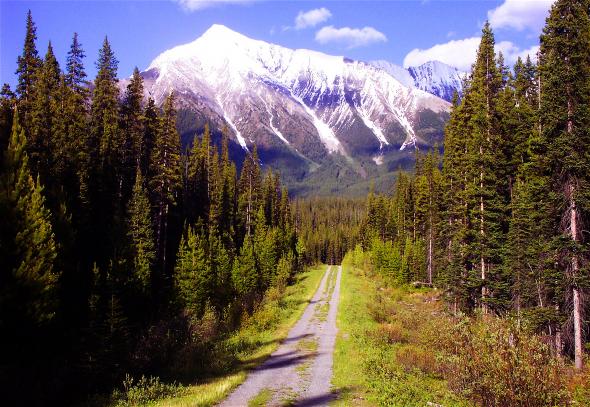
[218,265,342,407]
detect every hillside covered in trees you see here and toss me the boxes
[0,11,304,405]
[359,1,590,371]
[3,0,590,405]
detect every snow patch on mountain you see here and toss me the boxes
[259,96,289,145]
[371,60,414,88]
[358,110,388,149]
[409,61,465,102]
[370,59,464,102]
[142,24,450,160]
[216,95,249,150]
[290,91,344,155]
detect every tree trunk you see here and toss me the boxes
[480,146,487,314]
[570,186,583,369]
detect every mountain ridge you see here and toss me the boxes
[128,24,454,195]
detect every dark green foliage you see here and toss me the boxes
[15,10,41,124]
[65,32,88,95]
[0,111,59,325]
[127,171,155,295]
[293,196,364,265]
[1,14,302,404]
[174,226,211,317]
[537,0,590,368]
[0,84,16,159]
[149,92,181,274]
[362,9,590,367]
[232,234,258,298]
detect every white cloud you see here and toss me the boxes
[496,41,540,63]
[488,0,554,32]
[174,0,252,12]
[315,26,387,49]
[295,8,332,30]
[403,37,539,71]
[404,37,481,71]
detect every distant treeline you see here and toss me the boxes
[293,196,365,265]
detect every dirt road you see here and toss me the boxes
[219,265,342,407]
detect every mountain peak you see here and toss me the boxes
[203,24,243,37]
[201,24,245,41]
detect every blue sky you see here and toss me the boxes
[1,0,553,89]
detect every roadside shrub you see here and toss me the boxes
[367,292,397,323]
[438,318,568,407]
[112,374,186,406]
[370,322,409,344]
[569,370,590,405]
[395,344,439,376]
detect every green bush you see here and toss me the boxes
[113,375,186,406]
[438,318,568,407]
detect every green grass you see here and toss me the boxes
[150,265,327,407]
[248,388,273,407]
[331,262,468,407]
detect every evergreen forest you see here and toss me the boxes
[2,1,590,405]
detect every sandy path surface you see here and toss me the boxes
[218,265,342,407]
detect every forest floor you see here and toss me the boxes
[219,265,342,407]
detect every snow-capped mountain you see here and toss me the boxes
[371,60,465,102]
[135,25,451,190]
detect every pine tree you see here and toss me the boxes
[65,33,88,96]
[0,84,16,158]
[539,0,590,369]
[149,92,181,274]
[209,231,233,311]
[238,145,261,237]
[141,97,158,178]
[15,10,41,125]
[127,170,155,295]
[120,67,144,197]
[90,36,120,175]
[254,205,277,290]
[220,129,236,236]
[0,110,58,324]
[63,33,90,210]
[29,42,61,181]
[88,36,121,269]
[440,92,470,309]
[232,234,258,300]
[174,226,211,317]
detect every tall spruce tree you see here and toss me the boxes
[174,225,210,317]
[15,10,41,125]
[141,97,158,178]
[29,42,60,181]
[65,33,88,95]
[539,0,590,369]
[0,111,58,325]
[89,36,121,267]
[91,36,120,175]
[149,92,181,275]
[127,170,155,296]
[232,233,258,300]
[121,67,144,194]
